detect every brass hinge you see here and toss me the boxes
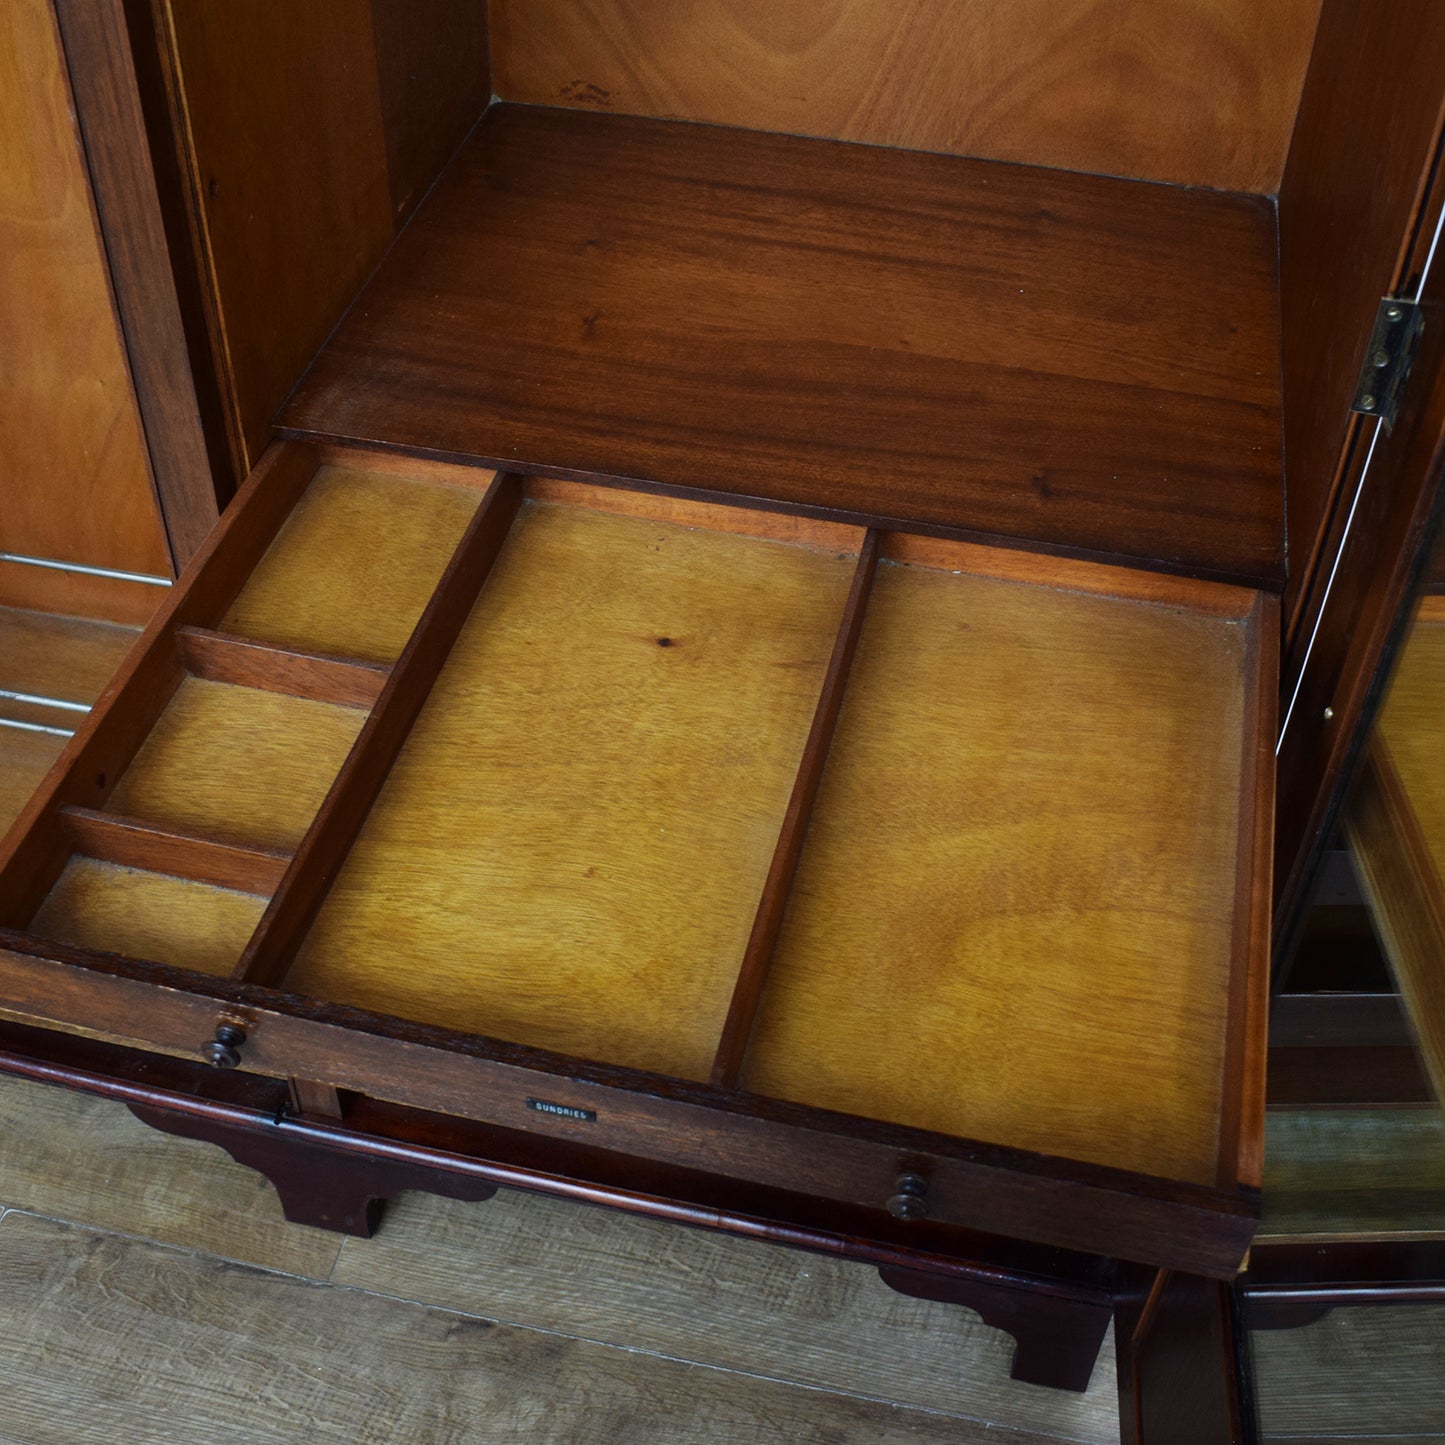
[1351,297,1423,429]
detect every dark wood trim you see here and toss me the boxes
[711,529,880,1086]
[1217,592,1278,1191]
[176,627,389,708]
[51,0,220,568]
[1277,0,1445,640]
[1118,1269,1247,1444]
[0,443,320,928]
[233,471,525,990]
[1247,1248,1445,1369]
[58,807,288,895]
[0,931,1258,1277]
[879,1264,1111,1393]
[0,1013,1128,1296]
[129,1099,497,1236]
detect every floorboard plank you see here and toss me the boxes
[332,1188,1118,1443]
[0,1074,340,1279]
[0,1212,1062,1444]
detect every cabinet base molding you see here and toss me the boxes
[125,1100,499,1237]
[878,1264,1112,1393]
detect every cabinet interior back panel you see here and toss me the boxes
[744,560,1248,1185]
[287,501,855,1080]
[489,0,1322,192]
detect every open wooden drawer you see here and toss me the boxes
[0,441,1273,1277]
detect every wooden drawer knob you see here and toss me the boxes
[202,1023,246,1069]
[886,1172,929,1221]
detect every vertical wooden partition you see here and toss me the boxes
[234,472,524,989]
[711,529,881,1086]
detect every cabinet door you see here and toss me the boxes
[0,0,170,623]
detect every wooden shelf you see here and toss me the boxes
[281,104,1284,587]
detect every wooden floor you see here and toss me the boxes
[0,1072,1119,1444]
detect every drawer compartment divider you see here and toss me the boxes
[711,528,881,1087]
[232,471,526,989]
[57,807,290,896]
[0,444,320,929]
[175,627,389,708]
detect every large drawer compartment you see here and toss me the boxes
[0,442,1273,1277]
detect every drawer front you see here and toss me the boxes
[0,939,1254,1278]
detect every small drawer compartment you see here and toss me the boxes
[107,677,365,852]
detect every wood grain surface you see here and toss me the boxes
[288,501,853,1079]
[0,0,169,577]
[490,0,1320,193]
[1253,1301,1445,1437]
[220,466,483,664]
[0,1211,1057,1445]
[51,0,220,567]
[155,0,490,475]
[282,104,1285,585]
[744,559,1250,1184]
[0,608,138,713]
[712,531,880,1086]
[1259,1108,1445,1241]
[0,732,68,844]
[0,443,321,931]
[235,472,525,991]
[0,1074,342,1277]
[0,564,165,628]
[372,0,491,225]
[106,677,365,852]
[0,609,138,841]
[334,1189,1120,1443]
[29,858,265,977]
[155,0,392,475]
